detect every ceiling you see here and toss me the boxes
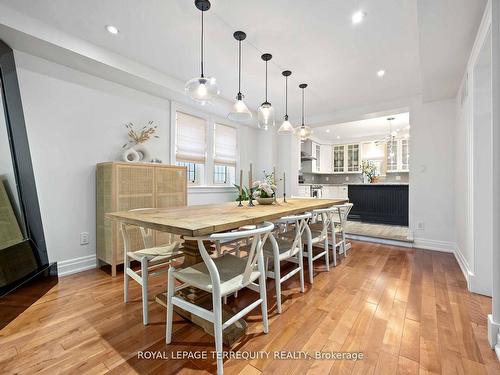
[0,0,487,125]
[313,112,410,143]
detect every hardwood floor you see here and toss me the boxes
[1,241,499,374]
[345,221,410,242]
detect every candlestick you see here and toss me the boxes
[283,171,287,203]
[238,169,243,207]
[248,169,254,207]
[273,166,277,203]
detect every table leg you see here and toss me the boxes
[155,238,248,347]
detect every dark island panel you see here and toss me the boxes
[348,184,409,226]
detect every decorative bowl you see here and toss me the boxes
[256,197,275,205]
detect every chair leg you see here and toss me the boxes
[324,238,330,272]
[342,230,347,256]
[259,269,269,333]
[307,243,314,284]
[141,258,149,325]
[298,247,305,293]
[273,256,282,314]
[124,256,129,303]
[213,294,224,375]
[165,267,175,344]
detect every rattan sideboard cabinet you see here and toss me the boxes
[96,162,187,276]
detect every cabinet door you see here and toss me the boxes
[386,140,398,172]
[333,145,345,172]
[115,164,155,261]
[313,143,321,172]
[347,144,360,172]
[400,139,409,171]
[320,145,333,173]
[155,167,187,246]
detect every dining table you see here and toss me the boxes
[106,197,348,346]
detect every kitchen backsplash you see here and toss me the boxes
[302,172,409,184]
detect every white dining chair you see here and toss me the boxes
[263,213,309,313]
[332,203,353,257]
[121,209,183,325]
[165,222,274,375]
[302,207,332,283]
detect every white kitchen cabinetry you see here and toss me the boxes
[333,144,360,174]
[322,185,348,199]
[386,138,409,172]
[297,185,310,197]
[320,144,333,172]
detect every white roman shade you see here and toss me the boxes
[176,112,207,163]
[214,124,237,166]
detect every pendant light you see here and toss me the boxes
[227,31,252,121]
[257,53,275,130]
[296,83,312,140]
[278,70,294,134]
[185,0,219,105]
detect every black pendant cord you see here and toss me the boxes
[285,75,288,118]
[301,88,305,126]
[200,10,204,78]
[238,39,242,95]
[265,60,268,102]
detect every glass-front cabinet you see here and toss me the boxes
[347,144,360,172]
[386,138,409,172]
[333,145,345,172]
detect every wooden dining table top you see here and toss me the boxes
[106,198,348,237]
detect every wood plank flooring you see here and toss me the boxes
[1,241,499,374]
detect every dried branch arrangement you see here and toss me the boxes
[122,121,158,148]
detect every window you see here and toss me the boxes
[176,161,197,183]
[213,123,237,185]
[175,112,206,184]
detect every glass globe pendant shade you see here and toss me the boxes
[227,93,252,121]
[257,102,275,130]
[185,76,219,105]
[298,125,312,140]
[278,116,294,134]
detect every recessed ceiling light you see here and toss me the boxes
[352,11,366,25]
[326,129,330,133]
[105,25,119,35]
[336,135,341,139]
[377,70,386,77]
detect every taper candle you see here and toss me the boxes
[249,163,253,188]
[239,169,243,197]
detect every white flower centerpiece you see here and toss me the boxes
[252,171,277,205]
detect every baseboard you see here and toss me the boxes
[346,234,413,248]
[57,254,97,276]
[454,245,474,289]
[412,238,455,253]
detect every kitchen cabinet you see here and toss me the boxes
[322,185,348,199]
[320,144,333,172]
[297,185,311,197]
[386,138,409,172]
[302,141,333,173]
[333,143,360,173]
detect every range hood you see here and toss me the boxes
[300,151,316,161]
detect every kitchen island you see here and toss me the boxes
[348,183,409,226]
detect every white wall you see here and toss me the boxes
[409,98,456,250]
[14,51,260,273]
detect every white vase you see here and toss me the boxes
[122,144,152,163]
[256,197,274,205]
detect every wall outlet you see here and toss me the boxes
[345,176,349,181]
[80,232,89,245]
[396,175,401,181]
[325,176,330,181]
[417,222,425,231]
